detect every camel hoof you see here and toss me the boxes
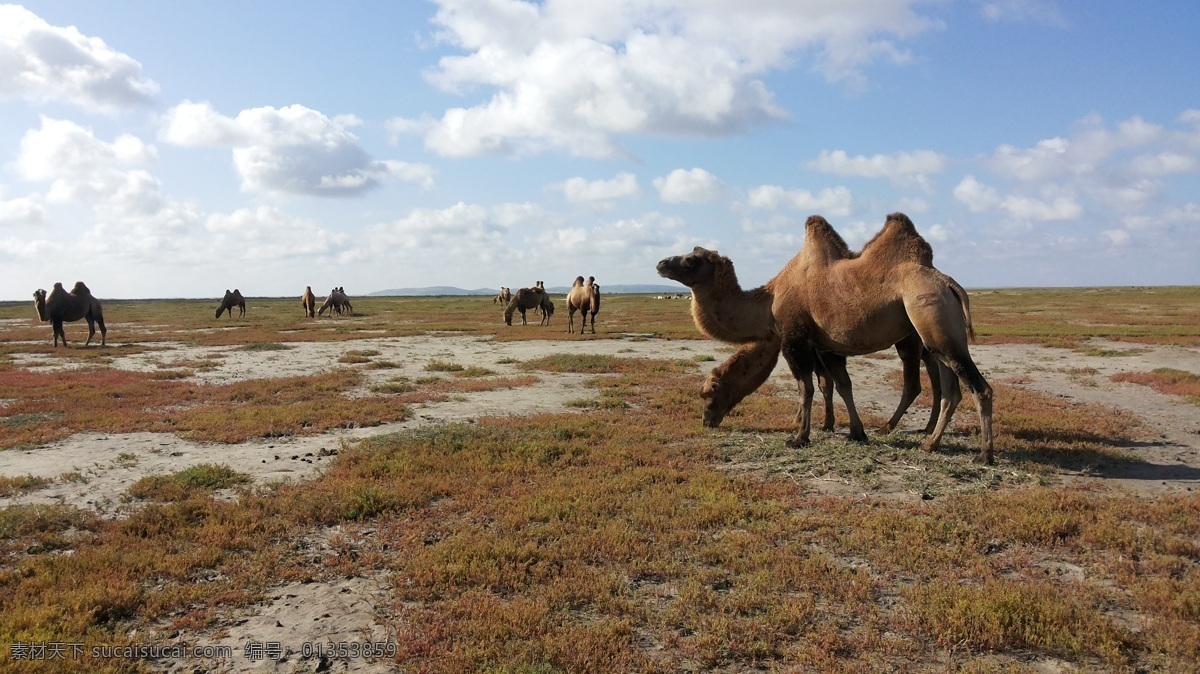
[785,436,811,449]
[973,453,994,466]
[920,441,939,453]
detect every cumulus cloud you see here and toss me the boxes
[204,206,350,260]
[0,195,47,226]
[160,102,434,196]
[557,173,639,208]
[653,168,724,204]
[0,5,158,111]
[747,185,853,217]
[953,175,1081,221]
[808,149,947,191]
[404,0,941,157]
[973,0,1065,25]
[1100,229,1130,246]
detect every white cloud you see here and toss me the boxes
[415,0,941,157]
[204,206,350,260]
[1131,152,1197,176]
[653,168,724,204]
[1100,229,1130,246]
[557,172,639,207]
[548,211,686,257]
[0,195,47,226]
[808,149,947,189]
[953,175,1081,221]
[974,0,1065,25]
[160,102,435,196]
[747,185,853,216]
[360,203,508,266]
[0,5,158,111]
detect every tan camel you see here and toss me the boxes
[504,285,547,325]
[301,286,317,318]
[216,289,245,318]
[318,287,353,317]
[493,287,512,305]
[696,218,945,435]
[33,281,106,347]
[657,213,994,464]
[565,276,601,334]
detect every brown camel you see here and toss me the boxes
[318,287,353,317]
[695,218,945,435]
[33,281,106,347]
[493,287,512,305]
[539,296,554,325]
[504,285,547,325]
[216,289,245,318]
[657,213,994,464]
[565,276,601,334]
[301,286,317,318]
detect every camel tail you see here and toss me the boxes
[947,277,975,342]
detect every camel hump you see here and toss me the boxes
[53,282,65,290]
[72,281,91,295]
[573,276,585,287]
[859,212,934,266]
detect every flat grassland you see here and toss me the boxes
[0,287,1198,673]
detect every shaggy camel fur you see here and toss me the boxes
[504,285,548,326]
[695,221,944,435]
[493,287,512,305]
[657,213,994,464]
[565,276,601,334]
[318,287,353,317]
[33,281,106,347]
[216,289,245,318]
[301,286,317,318]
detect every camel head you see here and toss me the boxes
[32,288,48,321]
[656,247,728,289]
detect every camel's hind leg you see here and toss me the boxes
[882,332,940,433]
[921,352,993,464]
[95,314,107,346]
[813,364,835,431]
[85,316,97,346]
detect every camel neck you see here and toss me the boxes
[691,281,775,344]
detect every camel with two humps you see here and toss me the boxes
[504,283,549,326]
[32,281,106,347]
[565,276,601,334]
[318,287,353,317]
[657,212,993,464]
[216,289,245,318]
[301,286,317,318]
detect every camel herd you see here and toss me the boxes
[501,277,601,334]
[657,212,994,464]
[29,212,991,462]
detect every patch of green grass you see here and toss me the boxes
[127,463,252,502]
[0,474,53,498]
[238,342,293,351]
[426,359,465,372]
[453,366,496,377]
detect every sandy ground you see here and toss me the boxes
[2,334,1198,672]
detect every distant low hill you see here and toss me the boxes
[369,284,685,297]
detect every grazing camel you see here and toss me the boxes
[657,213,994,464]
[318,287,353,317]
[539,296,554,325]
[32,281,106,347]
[216,289,246,319]
[504,286,547,326]
[493,287,512,305]
[565,276,601,334]
[695,218,945,436]
[301,286,317,318]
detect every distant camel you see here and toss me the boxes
[657,213,993,464]
[539,296,554,325]
[32,281,106,347]
[216,289,246,318]
[566,276,601,334]
[301,286,317,318]
[504,285,548,326]
[318,287,353,317]
[493,287,512,305]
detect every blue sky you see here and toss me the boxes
[1,0,1197,300]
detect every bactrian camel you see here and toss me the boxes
[697,218,945,436]
[216,289,246,318]
[301,286,317,318]
[504,283,548,326]
[493,287,512,305]
[32,281,106,347]
[565,276,601,334]
[319,287,353,317]
[657,213,994,464]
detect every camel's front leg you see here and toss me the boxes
[820,353,867,442]
[781,341,816,448]
[52,320,66,348]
